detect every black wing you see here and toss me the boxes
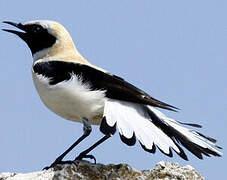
[33,61,178,111]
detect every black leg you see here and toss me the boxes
[75,134,111,163]
[43,118,92,169]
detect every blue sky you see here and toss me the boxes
[0,1,226,179]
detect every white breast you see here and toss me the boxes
[32,71,106,125]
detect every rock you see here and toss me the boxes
[142,161,204,180]
[0,161,204,180]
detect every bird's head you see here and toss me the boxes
[3,20,80,61]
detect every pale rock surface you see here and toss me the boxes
[0,161,204,180]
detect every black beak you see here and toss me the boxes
[2,21,26,36]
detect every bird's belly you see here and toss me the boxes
[32,73,106,125]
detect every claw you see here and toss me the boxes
[75,153,96,164]
[43,166,50,171]
[43,160,76,170]
[43,153,97,170]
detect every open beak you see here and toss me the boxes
[2,21,26,37]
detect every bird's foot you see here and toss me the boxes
[75,153,96,164]
[43,153,96,170]
[43,159,76,170]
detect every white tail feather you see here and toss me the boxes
[104,100,180,154]
[104,99,222,158]
[148,106,222,155]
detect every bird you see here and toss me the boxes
[3,20,222,168]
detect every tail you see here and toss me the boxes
[102,99,222,160]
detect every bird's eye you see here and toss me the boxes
[31,25,43,33]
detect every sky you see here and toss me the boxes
[0,1,226,179]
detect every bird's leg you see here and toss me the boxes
[75,134,111,163]
[43,118,92,170]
